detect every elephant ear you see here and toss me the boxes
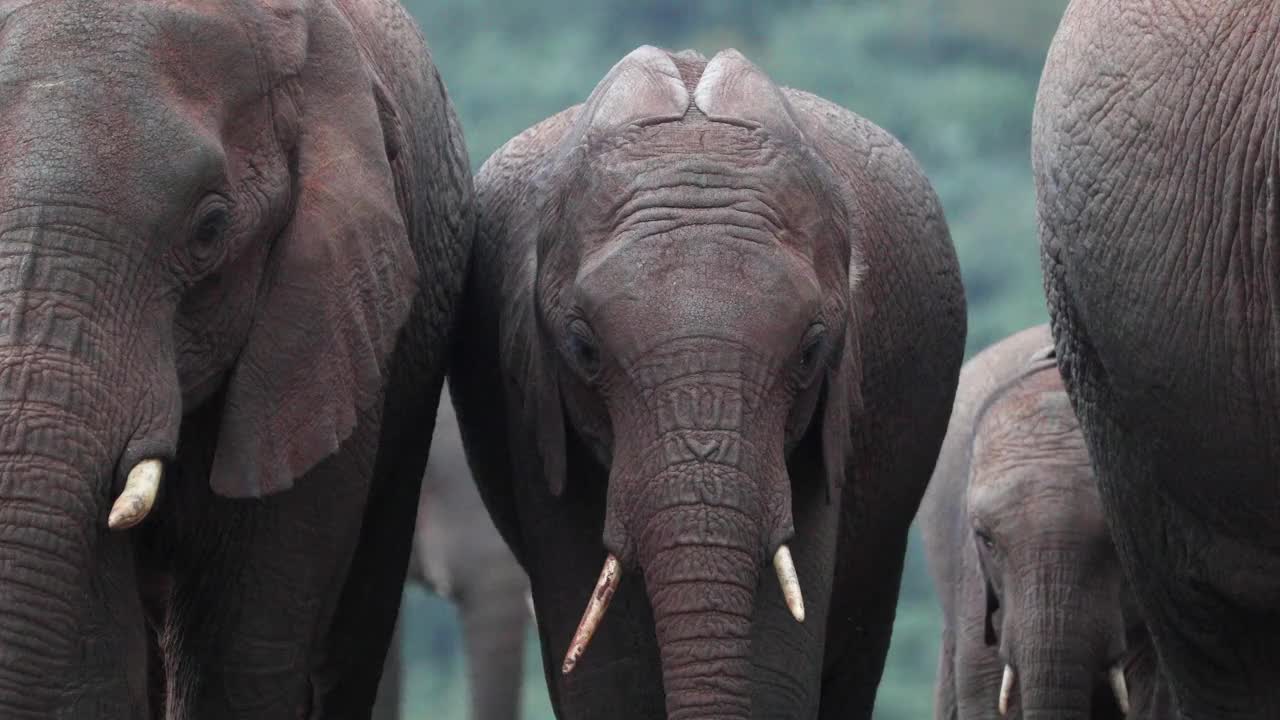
[526,46,689,497]
[208,9,416,497]
[820,321,862,502]
[984,577,1001,647]
[518,296,567,498]
[1027,344,1057,364]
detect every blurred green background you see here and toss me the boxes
[392,0,1069,717]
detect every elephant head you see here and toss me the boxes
[967,358,1134,719]
[0,1,413,712]
[516,47,860,717]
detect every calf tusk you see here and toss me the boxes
[773,544,805,622]
[998,664,1015,716]
[562,554,621,674]
[108,459,163,530]
[1110,665,1130,715]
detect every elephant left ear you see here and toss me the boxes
[821,321,863,502]
[208,10,416,498]
[984,578,1001,647]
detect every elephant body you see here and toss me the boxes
[373,388,530,720]
[0,1,472,717]
[922,325,1168,720]
[1034,2,1280,717]
[451,47,965,719]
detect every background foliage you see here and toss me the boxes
[393,1,1070,717]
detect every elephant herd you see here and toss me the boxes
[0,0,1275,719]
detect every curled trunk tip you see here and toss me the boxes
[107,459,163,530]
[562,554,621,674]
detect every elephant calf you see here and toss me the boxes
[451,46,966,719]
[921,325,1168,719]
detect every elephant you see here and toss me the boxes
[373,388,531,720]
[449,46,967,719]
[1034,2,1280,717]
[0,1,472,717]
[921,324,1169,720]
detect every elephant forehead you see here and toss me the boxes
[571,122,835,251]
[0,1,267,114]
[574,232,822,350]
[967,462,1102,531]
[971,413,1090,471]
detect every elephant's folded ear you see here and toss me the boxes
[529,339,566,497]
[822,323,862,502]
[984,578,1001,647]
[208,13,416,498]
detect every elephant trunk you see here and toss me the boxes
[1013,644,1095,720]
[1008,573,1125,720]
[0,219,177,717]
[0,415,149,717]
[564,361,801,718]
[640,498,760,720]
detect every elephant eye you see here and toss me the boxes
[975,528,996,551]
[182,196,231,277]
[566,318,602,379]
[797,322,827,383]
[194,207,228,249]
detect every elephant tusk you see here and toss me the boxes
[562,554,621,674]
[526,591,536,621]
[773,544,805,623]
[1110,665,1130,715]
[108,459,163,530]
[998,664,1015,716]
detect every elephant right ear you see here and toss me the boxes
[208,5,416,497]
[498,249,568,498]
[529,320,567,497]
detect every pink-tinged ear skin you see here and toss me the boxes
[208,14,417,499]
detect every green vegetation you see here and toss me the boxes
[393,1,1069,717]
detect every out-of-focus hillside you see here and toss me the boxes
[392,2,1070,718]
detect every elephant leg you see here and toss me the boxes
[370,618,404,720]
[160,408,382,718]
[459,565,529,720]
[307,376,441,718]
[818,524,908,720]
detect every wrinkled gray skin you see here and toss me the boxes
[0,1,472,717]
[1035,2,1280,717]
[372,388,530,720]
[922,325,1169,720]
[452,47,966,719]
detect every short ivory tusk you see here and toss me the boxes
[1110,665,1131,715]
[998,664,1015,716]
[107,459,163,530]
[774,544,805,623]
[562,554,621,674]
